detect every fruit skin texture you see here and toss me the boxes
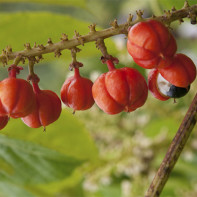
[158,53,196,87]
[22,82,62,128]
[61,68,94,111]
[0,116,9,130]
[0,65,36,118]
[148,69,170,101]
[127,20,177,69]
[92,64,148,115]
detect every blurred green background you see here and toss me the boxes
[0,0,197,196]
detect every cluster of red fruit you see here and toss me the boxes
[0,65,62,130]
[61,57,148,115]
[127,19,196,101]
[64,19,196,115]
[0,20,196,130]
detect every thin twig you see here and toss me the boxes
[145,92,197,197]
[0,3,196,65]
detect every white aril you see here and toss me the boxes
[156,73,190,98]
[156,73,171,97]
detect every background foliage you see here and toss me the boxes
[0,0,197,196]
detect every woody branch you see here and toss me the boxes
[0,2,196,65]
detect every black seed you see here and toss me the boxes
[166,85,190,98]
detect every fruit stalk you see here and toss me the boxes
[74,68,80,77]
[8,68,17,78]
[106,60,116,71]
[32,82,41,94]
[145,91,197,197]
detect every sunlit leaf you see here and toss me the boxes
[0,2,95,23]
[144,118,179,139]
[0,0,86,7]
[0,181,35,197]
[0,12,117,62]
[0,12,92,51]
[157,0,196,10]
[0,135,83,196]
[85,0,127,27]
[0,135,82,184]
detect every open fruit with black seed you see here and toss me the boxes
[148,53,196,100]
[148,69,190,101]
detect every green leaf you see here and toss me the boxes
[0,12,91,51]
[0,135,82,184]
[144,118,179,139]
[0,135,83,196]
[85,0,126,27]
[2,110,98,161]
[157,0,196,10]
[0,0,86,7]
[0,109,98,195]
[0,181,35,197]
[0,2,95,22]
[0,12,117,61]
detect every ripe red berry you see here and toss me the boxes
[0,65,36,118]
[148,69,190,101]
[61,68,94,111]
[127,20,177,69]
[0,115,9,130]
[22,80,62,128]
[158,53,196,87]
[92,60,148,114]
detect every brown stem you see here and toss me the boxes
[145,92,197,197]
[27,57,40,83]
[28,58,36,76]
[13,55,22,66]
[0,3,196,64]
[96,38,110,58]
[69,48,83,70]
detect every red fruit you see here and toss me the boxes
[158,53,196,87]
[92,60,148,114]
[22,81,62,128]
[127,20,177,69]
[148,69,170,101]
[61,68,94,111]
[0,116,9,130]
[0,65,36,118]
